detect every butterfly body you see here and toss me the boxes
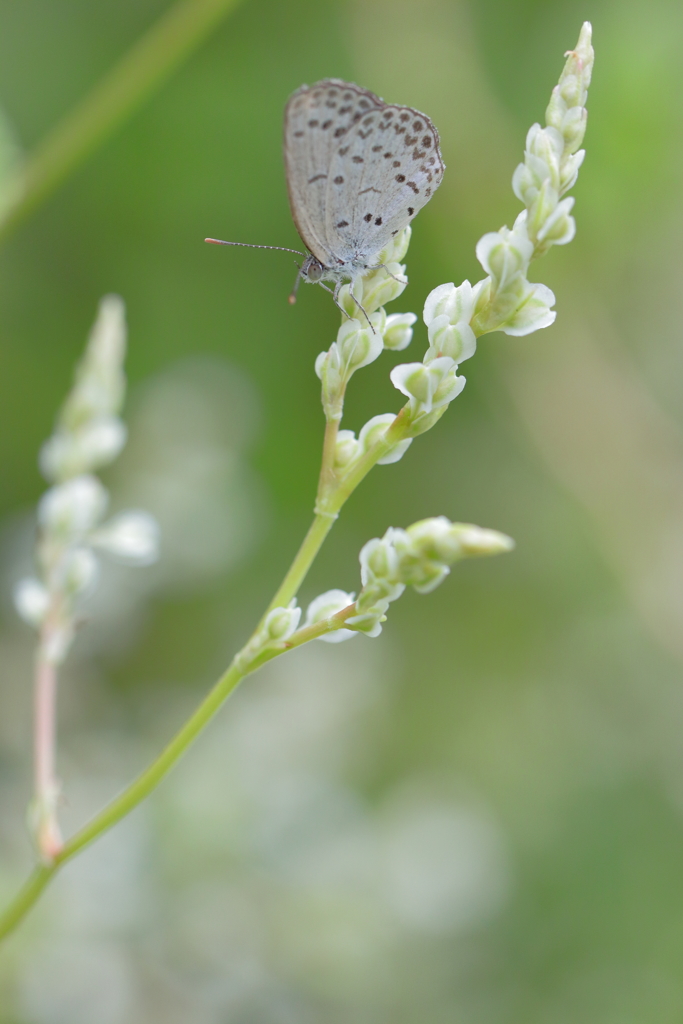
[206,79,444,312]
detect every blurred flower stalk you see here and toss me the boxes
[0,23,592,939]
[13,297,159,863]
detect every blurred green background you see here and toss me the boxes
[2,0,683,1020]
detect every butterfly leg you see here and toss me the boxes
[372,262,405,285]
[317,281,353,320]
[330,281,376,333]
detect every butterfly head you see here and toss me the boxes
[288,253,327,304]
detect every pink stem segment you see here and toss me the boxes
[33,637,63,863]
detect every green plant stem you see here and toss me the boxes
[0,603,357,943]
[0,865,54,941]
[264,412,345,619]
[0,0,245,245]
[317,416,341,504]
[264,511,336,617]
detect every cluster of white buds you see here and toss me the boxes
[513,23,592,255]
[14,296,160,663]
[392,23,593,428]
[316,227,416,420]
[307,517,513,642]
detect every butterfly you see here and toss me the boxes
[207,79,445,318]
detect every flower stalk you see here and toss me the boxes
[14,297,159,863]
[0,23,593,942]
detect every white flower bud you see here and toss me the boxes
[337,278,364,319]
[378,225,411,265]
[405,519,515,565]
[390,358,465,414]
[525,179,560,241]
[305,589,357,643]
[334,429,360,469]
[315,350,330,380]
[336,318,384,372]
[408,562,451,594]
[60,547,99,596]
[405,516,457,558]
[424,280,476,327]
[528,125,564,186]
[383,312,417,351]
[357,414,413,465]
[564,23,594,103]
[425,315,476,365]
[545,87,566,134]
[316,345,346,418]
[559,148,585,194]
[263,603,301,641]
[536,196,576,245]
[511,162,538,207]
[344,608,386,638]
[500,281,556,336]
[476,220,533,290]
[40,417,127,482]
[454,525,515,557]
[59,296,127,429]
[359,535,401,585]
[90,511,160,565]
[38,475,108,540]
[14,578,50,628]
[361,262,408,313]
[558,109,587,157]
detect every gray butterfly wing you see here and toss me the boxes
[325,95,444,264]
[284,80,361,266]
[284,80,444,270]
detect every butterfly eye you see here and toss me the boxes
[306,261,323,282]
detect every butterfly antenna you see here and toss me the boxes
[205,238,305,256]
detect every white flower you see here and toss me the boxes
[305,589,357,643]
[425,315,476,365]
[361,262,408,313]
[423,281,478,365]
[455,525,515,557]
[500,281,556,336]
[536,196,576,245]
[359,535,402,587]
[383,312,417,351]
[59,295,127,427]
[559,148,585,194]
[262,602,301,641]
[476,217,533,290]
[390,358,465,414]
[316,319,385,416]
[14,578,50,627]
[336,318,384,371]
[38,475,108,539]
[358,414,413,465]
[90,511,160,565]
[405,517,514,563]
[334,429,360,469]
[40,417,127,481]
[314,349,328,380]
[60,547,99,596]
[424,280,476,327]
[344,608,387,638]
[378,225,411,265]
